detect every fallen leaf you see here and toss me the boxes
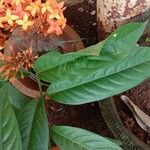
[121,95,150,133]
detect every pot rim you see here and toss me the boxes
[6,25,84,98]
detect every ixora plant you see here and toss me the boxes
[0,0,150,150]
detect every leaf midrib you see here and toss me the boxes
[48,54,150,94]
[35,52,93,74]
[27,101,38,149]
[52,128,96,150]
[0,89,6,150]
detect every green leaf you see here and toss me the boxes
[102,22,147,57]
[34,22,147,83]
[0,81,4,88]
[33,41,105,82]
[50,126,122,150]
[105,138,122,146]
[17,99,49,150]
[0,85,22,150]
[47,46,150,104]
[5,83,29,111]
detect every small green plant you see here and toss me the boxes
[0,21,150,150]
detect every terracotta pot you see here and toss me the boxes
[51,146,59,150]
[4,25,84,98]
[97,0,150,39]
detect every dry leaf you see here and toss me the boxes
[121,95,150,133]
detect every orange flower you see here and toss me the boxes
[0,48,38,80]
[11,0,25,5]
[12,4,25,18]
[60,14,66,29]
[26,0,41,16]
[0,0,67,35]
[52,1,66,13]
[47,20,62,35]
[4,9,19,26]
[0,17,5,28]
[0,0,4,9]
[48,11,61,20]
[41,1,53,14]
[16,13,34,30]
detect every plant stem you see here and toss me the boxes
[36,71,44,98]
[21,68,44,98]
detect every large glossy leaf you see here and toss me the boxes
[17,99,49,150]
[5,83,29,111]
[34,22,147,83]
[50,126,122,150]
[47,46,150,104]
[0,84,22,150]
[102,22,147,57]
[34,41,104,81]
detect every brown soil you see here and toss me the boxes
[46,0,112,138]
[46,101,111,137]
[115,80,150,144]
[64,0,98,47]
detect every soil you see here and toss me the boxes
[115,80,150,144]
[64,0,98,47]
[46,101,111,137]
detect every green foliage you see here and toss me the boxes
[34,41,105,82]
[17,99,49,150]
[102,22,147,57]
[50,126,122,150]
[3,83,29,111]
[0,22,150,150]
[47,46,150,104]
[0,83,22,150]
[34,22,147,83]
[0,82,49,150]
[34,22,150,105]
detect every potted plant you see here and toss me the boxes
[0,0,121,149]
[0,0,150,150]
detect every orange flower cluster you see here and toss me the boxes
[0,0,66,35]
[0,48,38,80]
